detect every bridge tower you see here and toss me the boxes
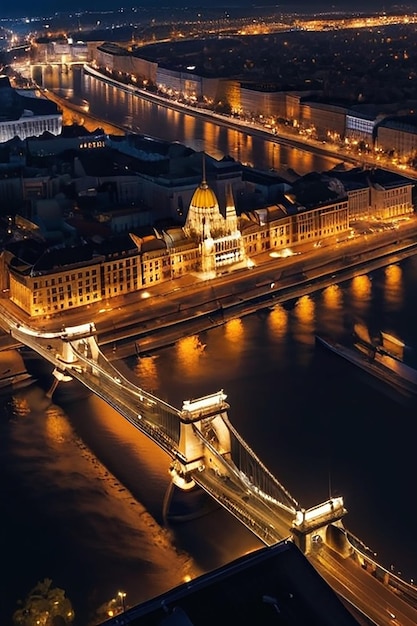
[291,497,351,556]
[169,390,231,490]
[52,323,100,384]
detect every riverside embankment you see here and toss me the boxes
[96,220,417,360]
[0,219,415,362]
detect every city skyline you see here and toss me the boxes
[2,1,416,19]
[0,3,417,626]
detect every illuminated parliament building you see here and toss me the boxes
[1,155,414,319]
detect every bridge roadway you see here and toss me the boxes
[5,320,417,626]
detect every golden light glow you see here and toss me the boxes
[12,395,31,417]
[133,355,159,392]
[184,114,196,137]
[176,335,206,376]
[322,284,342,310]
[224,318,244,355]
[268,305,288,338]
[227,127,241,157]
[268,141,280,169]
[45,407,72,448]
[183,574,192,583]
[203,123,222,158]
[295,295,315,328]
[350,275,372,311]
[384,264,403,308]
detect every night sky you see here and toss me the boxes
[2,1,414,19]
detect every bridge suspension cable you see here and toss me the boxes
[222,413,299,512]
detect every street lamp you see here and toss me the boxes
[118,591,127,613]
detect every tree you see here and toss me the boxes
[13,579,74,626]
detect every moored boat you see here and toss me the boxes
[316,333,417,398]
[0,371,33,392]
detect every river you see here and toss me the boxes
[1,257,417,624]
[32,64,341,175]
[2,64,416,625]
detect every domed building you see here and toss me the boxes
[184,160,245,276]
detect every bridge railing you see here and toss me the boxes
[67,340,299,520]
[70,365,183,459]
[346,530,417,606]
[222,413,298,513]
[68,341,184,455]
[191,469,283,546]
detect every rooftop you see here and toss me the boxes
[101,541,361,626]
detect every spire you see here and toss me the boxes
[201,152,208,189]
[225,183,238,234]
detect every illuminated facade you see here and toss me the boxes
[184,169,245,275]
[331,168,415,221]
[4,167,414,318]
[299,101,347,141]
[0,111,62,144]
[0,76,62,144]
[370,181,414,220]
[376,115,417,160]
[239,197,349,255]
[345,113,375,143]
[31,37,88,64]
[9,259,103,317]
[239,83,287,119]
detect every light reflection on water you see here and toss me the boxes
[1,384,197,624]
[294,294,316,346]
[33,65,342,173]
[267,305,288,339]
[349,274,373,316]
[124,260,417,586]
[175,336,207,380]
[384,263,403,309]
[2,259,417,623]
[133,354,159,394]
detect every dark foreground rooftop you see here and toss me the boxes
[101,540,362,626]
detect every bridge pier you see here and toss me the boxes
[162,391,232,522]
[46,367,73,398]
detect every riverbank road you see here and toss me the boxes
[0,216,416,355]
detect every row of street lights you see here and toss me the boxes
[107,591,127,618]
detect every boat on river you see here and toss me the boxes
[316,324,417,397]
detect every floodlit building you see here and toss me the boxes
[184,162,246,276]
[1,157,414,318]
[0,76,62,144]
[376,115,417,160]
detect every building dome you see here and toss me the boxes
[184,177,225,241]
[190,180,219,213]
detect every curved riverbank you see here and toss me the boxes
[82,63,358,168]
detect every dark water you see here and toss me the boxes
[1,258,417,624]
[5,66,416,622]
[32,64,341,175]
[133,259,417,582]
